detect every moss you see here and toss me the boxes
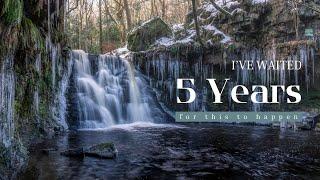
[0,0,10,16]
[19,16,44,52]
[127,17,172,51]
[89,142,116,151]
[0,143,10,168]
[2,0,23,25]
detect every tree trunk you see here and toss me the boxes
[160,0,166,20]
[123,0,132,31]
[78,0,83,49]
[104,0,119,25]
[99,0,103,53]
[191,0,203,47]
[208,0,232,16]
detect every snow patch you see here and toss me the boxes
[202,0,240,17]
[155,37,175,47]
[172,24,184,32]
[202,25,232,44]
[252,0,269,4]
[177,29,196,44]
[155,29,196,47]
[115,46,129,54]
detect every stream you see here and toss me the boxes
[21,123,320,179]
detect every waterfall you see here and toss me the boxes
[72,50,154,129]
[0,55,15,148]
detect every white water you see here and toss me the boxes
[73,50,154,129]
[78,122,186,131]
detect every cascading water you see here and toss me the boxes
[72,50,159,129]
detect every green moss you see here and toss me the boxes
[20,16,44,52]
[0,0,9,16]
[89,142,115,151]
[127,17,172,51]
[2,0,23,25]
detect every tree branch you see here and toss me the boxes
[208,0,232,16]
[67,0,79,15]
[104,0,119,25]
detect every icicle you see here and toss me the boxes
[34,54,41,125]
[311,48,315,85]
[57,58,73,129]
[0,55,15,148]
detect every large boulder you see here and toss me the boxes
[127,17,172,51]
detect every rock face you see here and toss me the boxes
[61,143,117,159]
[127,17,172,51]
[0,0,69,178]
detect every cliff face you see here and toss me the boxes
[0,0,70,178]
[133,0,320,112]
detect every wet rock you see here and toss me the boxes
[299,123,312,131]
[127,17,172,52]
[84,142,117,159]
[60,143,117,159]
[41,148,57,155]
[60,148,85,158]
[315,123,320,131]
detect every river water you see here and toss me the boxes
[20,122,320,179]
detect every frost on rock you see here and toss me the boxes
[251,0,269,5]
[155,37,175,47]
[202,24,232,44]
[154,29,196,48]
[114,46,129,55]
[172,24,184,33]
[201,0,240,17]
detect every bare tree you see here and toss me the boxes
[104,0,119,25]
[99,0,103,53]
[123,0,132,30]
[191,0,203,47]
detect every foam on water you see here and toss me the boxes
[78,122,187,131]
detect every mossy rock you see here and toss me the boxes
[0,143,10,168]
[61,143,117,159]
[1,0,23,25]
[19,16,44,52]
[85,142,117,159]
[127,17,172,52]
